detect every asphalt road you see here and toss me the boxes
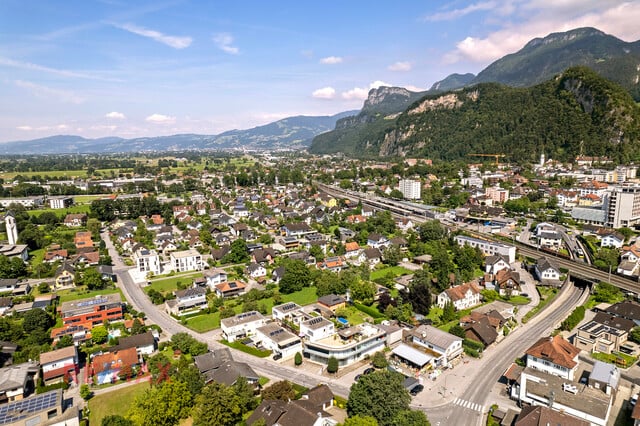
[423,283,587,426]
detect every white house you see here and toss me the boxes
[599,230,625,248]
[255,323,302,360]
[525,335,580,380]
[204,268,228,288]
[40,346,78,385]
[221,311,266,342]
[367,233,390,249]
[436,282,482,311]
[166,286,207,316]
[534,257,561,281]
[246,263,267,279]
[272,302,304,322]
[300,317,335,342]
[170,249,203,272]
[408,325,463,366]
[485,255,510,274]
[133,248,162,275]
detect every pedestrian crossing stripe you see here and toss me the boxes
[453,398,484,412]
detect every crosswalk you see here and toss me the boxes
[453,398,484,413]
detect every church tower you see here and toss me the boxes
[5,212,18,245]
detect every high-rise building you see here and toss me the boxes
[606,185,640,228]
[398,179,421,200]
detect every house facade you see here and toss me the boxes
[436,282,482,310]
[525,335,580,380]
[221,311,266,342]
[170,249,203,272]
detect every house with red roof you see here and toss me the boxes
[525,335,580,380]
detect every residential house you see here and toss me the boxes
[170,249,203,272]
[54,262,75,289]
[574,312,634,355]
[300,317,335,342]
[317,294,346,312]
[133,248,162,275]
[247,263,267,280]
[598,229,625,248]
[166,286,208,316]
[221,311,266,342]
[97,265,117,282]
[538,230,563,248]
[110,331,157,356]
[247,385,337,426]
[40,346,78,385]
[215,280,247,298]
[203,268,228,289]
[396,217,414,232]
[91,347,138,384]
[58,293,123,330]
[194,348,260,387]
[74,231,93,250]
[252,248,278,265]
[44,249,68,263]
[272,302,304,323]
[302,323,386,367]
[317,256,345,272]
[359,247,382,268]
[525,335,580,380]
[63,213,87,227]
[454,235,516,263]
[436,282,482,311]
[255,323,302,360]
[461,310,506,347]
[485,255,510,274]
[604,301,640,326]
[344,242,362,259]
[367,233,390,249]
[534,257,561,282]
[406,325,463,366]
[281,222,315,238]
[494,269,521,297]
[515,405,589,426]
[0,297,12,316]
[0,361,40,402]
[589,360,620,395]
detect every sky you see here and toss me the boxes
[1,0,639,143]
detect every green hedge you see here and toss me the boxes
[353,302,385,319]
[560,305,585,331]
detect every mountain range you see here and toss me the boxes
[0,111,356,155]
[310,27,640,160]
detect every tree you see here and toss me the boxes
[327,356,339,374]
[391,410,430,426]
[22,308,52,333]
[419,220,446,242]
[347,371,411,426]
[82,267,108,290]
[261,380,296,401]
[630,327,640,344]
[233,377,257,413]
[371,351,388,369]
[383,246,401,266]
[389,189,404,199]
[173,362,205,398]
[294,352,303,366]
[171,332,208,356]
[18,223,45,250]
[101,415,133,426]
[127,381,192,426]
[594,282,622,303]
[349,279,376,303]
[37,281,51,293]
[192,382,243,426]
[147,353,174,385]
[118,364,133,381]
[409,270,431,315]
[278,259,311,294]
[80,384,92,401]
[441,301,456,322]
[130,318,146,335]
[91,325,108,344]
[343,415,379,426]
[222,239,249,264]
[56,334,74,348]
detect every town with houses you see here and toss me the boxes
[2,152,640,426]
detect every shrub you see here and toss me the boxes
[327,356,339,374]
[295,352,302,366]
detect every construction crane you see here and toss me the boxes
[468,153,506,167]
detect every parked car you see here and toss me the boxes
[409,384,424,396]
[272,353,282,361]
[354,374,362,382]
[632,394,638,407]
[363,367,375,375]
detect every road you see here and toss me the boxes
[101,231,352,397]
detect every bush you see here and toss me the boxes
[560,305,585,331]
[327,356,339,374]
[295,352,302,366]
[353,302,384,319]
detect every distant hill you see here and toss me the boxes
[0,111,357,154]
[429,73,475,92]
[443,27,640,100]
[312,67,640,163]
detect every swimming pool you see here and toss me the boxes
[337,317,349,325]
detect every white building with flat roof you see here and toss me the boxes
[398,179,421,200]
[133,248,162,275]
[170,249,203,272]
[221,311,266,342]
[454,235,516,263]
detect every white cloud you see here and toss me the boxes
[341,87,369,101]
[405,84,427,92]
[388,61,412,72]
[424,1,497,21]
[370,80,392,89]
[213,33,239,55]
[16,125,32,131]
[115,23,192,49]
[443,1,640,64]
[57,124,69,130]
[15,80,85,104]
[146,113,176,124]
[105,111,126,119]
[320,56,343,65]
[312,87,336,99]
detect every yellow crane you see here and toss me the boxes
[468,153,506,167]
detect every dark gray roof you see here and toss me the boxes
[536,256,559,272]
[110,331,155,352]
[194,348,233,373]
[605,301,640,321]
[317,294,345,307]
[205,361,259,386]
[174,286,206,299]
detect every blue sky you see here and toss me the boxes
[1,0,639,142]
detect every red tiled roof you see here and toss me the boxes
[92,347,138,375]
[525,335,579,369]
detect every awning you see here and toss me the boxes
[392,343,434,367]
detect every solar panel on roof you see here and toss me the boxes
[307,317,323,326]
[229,282,237,289]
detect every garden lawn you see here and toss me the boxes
[88,381,149,425]
[146,273,202,295]
[26,204,91,217]
[338,306,369,326]
[74,194,107,204]
[370,266,411,281]
[281,286,317,305]
[184,312,222,332]
[591,351,637,369]
[57,287,123,303]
